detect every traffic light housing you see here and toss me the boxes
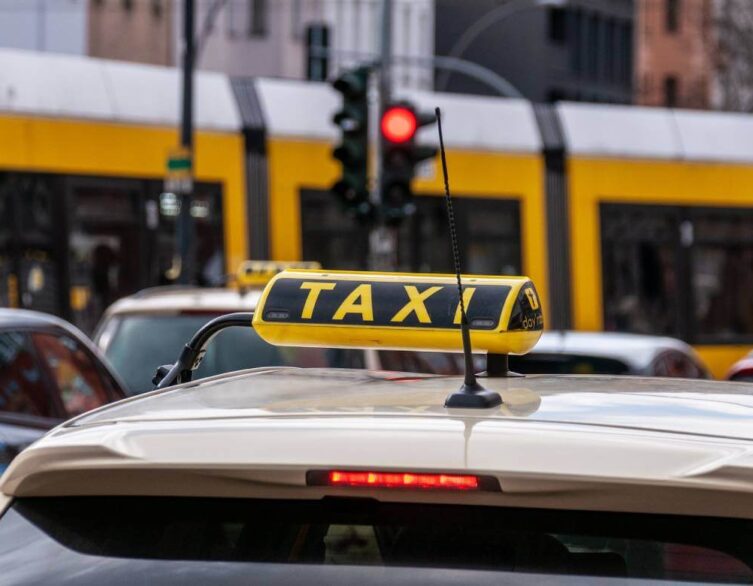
[331,66,372,222]
[380,102,437,226]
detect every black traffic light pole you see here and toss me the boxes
[176,0,195,285]
[329,0,437,270]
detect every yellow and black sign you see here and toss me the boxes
[253,270,543,355]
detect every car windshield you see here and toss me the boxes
[1,497,752,584]
[104,314,364,394]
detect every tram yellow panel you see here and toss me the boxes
[569,158,753,332]
[0,115,247,274]
[568,158,753,377]
[695,346,752,380]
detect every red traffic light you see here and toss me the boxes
[381,106,417,144]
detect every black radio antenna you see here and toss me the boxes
[436,107,502,409]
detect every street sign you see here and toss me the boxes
[165,147,193,194]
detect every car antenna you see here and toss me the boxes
[436,107,502,409]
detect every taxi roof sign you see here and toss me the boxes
[253,269,543,355]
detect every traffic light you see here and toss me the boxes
[331,66,372,222]
[380,102,437,226]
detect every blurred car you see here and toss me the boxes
[382,331,711,379]
[96,283,712,394]
[510,331,711,378]
[0,309,127,472]
[725,351,753,382]
[94,285,369,395]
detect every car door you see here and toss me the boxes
[29,330,122,419]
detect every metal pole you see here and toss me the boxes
[369,0,396,271]
[177,0,195,284]
[379,0,392,106]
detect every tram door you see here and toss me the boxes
[68,178,147,333]
[0,174,66,316]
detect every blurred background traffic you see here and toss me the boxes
[0,0,752,415]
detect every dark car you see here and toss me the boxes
[0,309,126,473]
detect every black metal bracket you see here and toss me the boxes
[483,353,523,378]
[153,312,254,390]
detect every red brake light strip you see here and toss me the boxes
[327,470,479,490]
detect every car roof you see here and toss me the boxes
[4,369,753,519]
[102,286,263,315]
[532,331,697,371]
[0,308,75,329]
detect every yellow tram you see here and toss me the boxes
[3,49,753,376]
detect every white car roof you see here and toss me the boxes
[532,331,697,371]
[102,287,263,316]
[4,369,753,520]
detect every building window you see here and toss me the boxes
[250,0,267,36]
[586,13,599,79]
[305,24,330,81]
[620,21,633,86]
[227,0,267,39]
[547,88,567,103]
[151,0,162,18]
[570,9,583,75]
[548,7,567,43]
[601,204,753,343]
[122,0,133,11]
[666,0,680,33]
[664,75,678,107]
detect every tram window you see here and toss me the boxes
[602,204,753,344]
[300,190,369,270]
[692,212,753,340]
[406,197,521,274]
[301,191,521,275]
[601,206,679,336]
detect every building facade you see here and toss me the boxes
[634,0,714,108]
[88,0,174,65]
[85,0,433,90]
[434,0,634,103]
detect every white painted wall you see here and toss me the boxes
[0,0,87,55]
[189,0,434,90]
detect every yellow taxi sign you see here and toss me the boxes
[253,270,543,355]
[236,260,322,288]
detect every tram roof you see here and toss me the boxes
[558,101,753,163]
[0,48,241,131]
[250,77,542,153]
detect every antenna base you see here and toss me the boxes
[444,382,503,409]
